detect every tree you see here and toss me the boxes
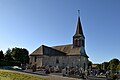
[88,60,92,69]
[96,64,102,70]
[11,47,29,64]
[101,62,109,70]
[116,63,120,70]
[88,61,92,66]
[5,48,13,61]
[0,50,4,60]
[107,58,119,71]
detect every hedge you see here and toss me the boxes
[0,60,21,66]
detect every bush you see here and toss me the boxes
[110,73,118,79]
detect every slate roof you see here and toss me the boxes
[30,45,44,56]
[74,16,84,37]
[30,44,88,58]
[43,45,66,56]
[53,44,88,57]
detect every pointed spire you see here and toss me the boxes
[74,15,84,37]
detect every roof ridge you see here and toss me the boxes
[52,44,72,47]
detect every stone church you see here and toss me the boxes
[30,15,89,71]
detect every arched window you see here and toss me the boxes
[77,39,80,47]
[76,39,78,46]
[74,39,76,46]
[34,56,37,62]
[74,39,77,47]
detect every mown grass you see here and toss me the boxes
[0,69,47,80]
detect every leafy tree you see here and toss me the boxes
[96,64,102,70]
[116,63,120,70]
[107,58,119,71]
[88,60,92,69]
[11,47,29,64]
[88,61,92,66]
[5,48,13,61]
[101,62,109,70]
[0,50,4,60]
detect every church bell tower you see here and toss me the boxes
[73,15,85,48]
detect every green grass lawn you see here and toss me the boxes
[0,69,47,80]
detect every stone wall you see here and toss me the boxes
[29,56,43,68]
[30,55,88,70]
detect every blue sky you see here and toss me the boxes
[0,0,120,63]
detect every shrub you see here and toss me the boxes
[0,60,21,66]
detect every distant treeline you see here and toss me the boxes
[94,58,120,71]
[0,47,29,66]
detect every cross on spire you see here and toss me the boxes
[78,10,80,16]
[74,10,84,37]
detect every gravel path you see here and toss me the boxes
[48,74,83,80]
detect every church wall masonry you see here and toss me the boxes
[30,55,88,69]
